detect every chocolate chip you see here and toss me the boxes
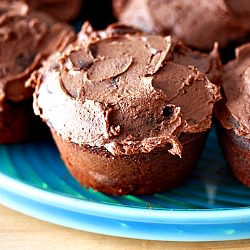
[8,31,18,41]
[163,106,174,119]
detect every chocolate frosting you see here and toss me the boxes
[24,0,83,22]
[31,23,221,156]
[0,1,28,16]
[113,0,250,50]
[216,43,250,137]
[0,1,75,108]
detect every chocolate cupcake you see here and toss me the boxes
[0,1,75,143]
[24,0,83,22]
[113,0,250,50]
[216,44,250,187]
[31,23,221,195]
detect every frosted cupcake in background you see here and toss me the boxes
[0,0,75,143]
[24,0,83,22]
[113,0,250,53]
[216,43,250,187]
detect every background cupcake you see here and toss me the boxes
[24,0,83,22]
[216,43,250,187]
[113,0,250,52]
[0,0,75,143]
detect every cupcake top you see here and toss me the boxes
[0,0,27,15]
[0,0,75,106]
[31,23,221,156]
[24,0,83,22]
[113,0,250,50]
[216,43,250,137]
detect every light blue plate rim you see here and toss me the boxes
[0,128,250,241]
[1,172,250,223]
[1,172,250,242]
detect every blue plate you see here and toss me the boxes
[0,129,250,241]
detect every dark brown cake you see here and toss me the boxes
[24,0,83,22]
[113,0,250,50]
[216,43,250,187]
[30,23,221,195]
[0,1,76,143]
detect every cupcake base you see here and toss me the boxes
[217,126,250,187]
[0,99,48,144]
[52,130,207,195]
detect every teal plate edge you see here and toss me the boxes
[1,173,250,241]
[0,129,250,241]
